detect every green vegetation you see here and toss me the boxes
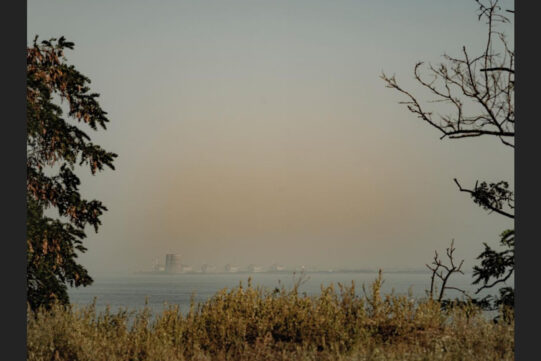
[27,36,116,310]
[381,0,514,309]
[26,2,514,359]
[27,274,513,361]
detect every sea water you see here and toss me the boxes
[68,271,509,315]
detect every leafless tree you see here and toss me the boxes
[381,0,514,148]
[426,240,468,302]
[382,0,514,308]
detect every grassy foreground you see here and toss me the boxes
[27,274,514,361]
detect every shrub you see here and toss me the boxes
[27,275,514,361]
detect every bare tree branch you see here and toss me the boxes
[426,240,467,302]
[381,0,514,148]
[480,67,514,73]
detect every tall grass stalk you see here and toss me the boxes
[27,274,514,361]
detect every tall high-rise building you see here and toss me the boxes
[165,254,182,273]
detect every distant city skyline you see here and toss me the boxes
[142,252,453,276]
[28,0,513,274]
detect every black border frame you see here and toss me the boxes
[514,0,540,359]
[3,0,539,359]
[3,0,27,360]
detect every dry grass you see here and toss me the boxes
[27,273,514,361]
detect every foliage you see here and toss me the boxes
[472,229,514,308]
[381,0,514,309]
[27,277,514,361]
[26,36,116,310]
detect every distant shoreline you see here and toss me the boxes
[132,269,437,276]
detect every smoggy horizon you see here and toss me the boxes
[28,0,514,275]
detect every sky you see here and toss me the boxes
[28,0,514,274]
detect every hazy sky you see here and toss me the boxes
[28,0,514,274]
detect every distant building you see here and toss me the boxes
[153,258,165,272]
[225,264,240,273]
[247,264,264,273]
[201,264,216,273]
[181,264,193,273]
[165,254,182,273]
[270,263,286,272]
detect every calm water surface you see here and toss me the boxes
[67,271,508,315]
